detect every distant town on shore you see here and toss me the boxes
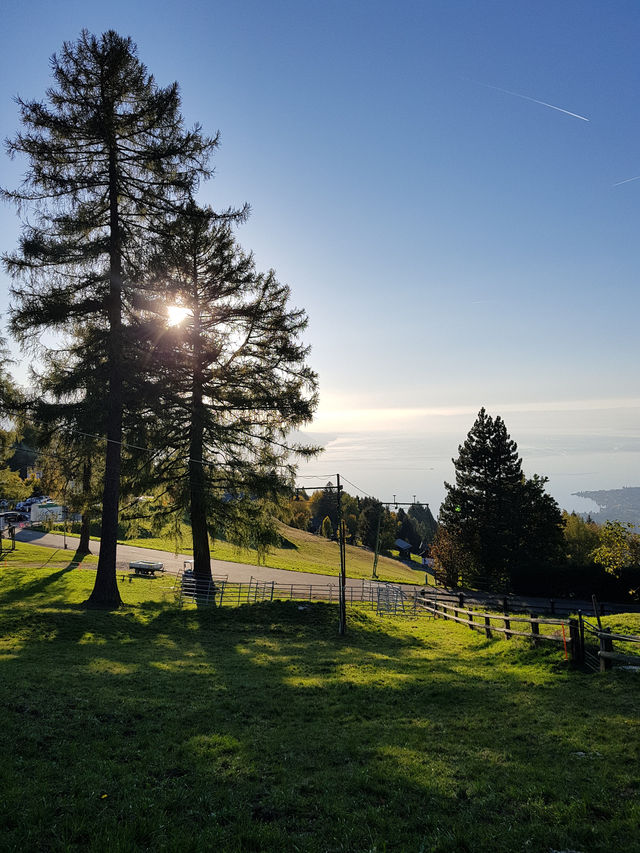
[574,486,640,525]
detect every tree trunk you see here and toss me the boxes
[75,511,92,558]
[74,457,93,557]
[189,301,213,589]
[86,141,123,608]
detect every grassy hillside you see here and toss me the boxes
[210,524,424,584]
[122,522,424,583]
[50,520,425,584]
[1,563,639,852]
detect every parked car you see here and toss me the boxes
[0,511,28,526]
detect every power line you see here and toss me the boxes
[339,475,373,499]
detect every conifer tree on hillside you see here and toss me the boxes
[408,502,438,545]
[3,31,216,606]
[357,498,396,552]
[132,204,318,586]
[436,408,564,590]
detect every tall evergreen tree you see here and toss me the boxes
[357,497,396,552]
[133,205,318,587]
[29,344,106,557]
[0,326,20,462]
[3,31,215,606]
[408,502,438,546]
[0,324,28,502]
[437,408,564,589]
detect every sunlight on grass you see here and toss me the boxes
[0,567,638,852]
[88,658,139,675]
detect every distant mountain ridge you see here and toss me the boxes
[573,487,640,525]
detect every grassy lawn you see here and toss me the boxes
[1,541,98,569]
[1,564,639,852]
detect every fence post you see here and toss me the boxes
[568,618,581,666]
[531,618,540,647]
[599,628,613,672]
[504,616,511,639]
[468,610,474,631]
[484,615,492,638]
[578,610,585,661]
[459,592,464,608]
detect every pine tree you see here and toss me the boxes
[357,498,396,552]
[3,31,215,606]
[408,502,438,545]
[0,327,20,462]
[437,408,564,590]
[29,345,106,558]
[131,204,318,586]
[0,326,28,506]
[309,484,339,532]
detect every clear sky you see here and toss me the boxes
[1,1,639,514]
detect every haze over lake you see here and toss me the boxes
[299,399,640,516]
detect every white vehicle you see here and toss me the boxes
[31,503,65,523]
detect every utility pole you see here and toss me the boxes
[372,505,382,580]
[336,474,346,635]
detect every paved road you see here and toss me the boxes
[14,528,637,615]
[14,528,420,590]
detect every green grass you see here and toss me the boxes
[1,540,98,569]
[1,564,639,852]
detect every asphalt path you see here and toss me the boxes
[12,528,639,615]
[14,527,421,590]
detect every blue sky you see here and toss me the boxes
[1,1,639,513]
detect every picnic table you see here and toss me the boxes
[129,560,164,577]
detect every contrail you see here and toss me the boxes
[613,175,640,187]
[475,80,590,122]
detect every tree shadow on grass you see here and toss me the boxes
[0,598,636,852]
[0,559,90,606]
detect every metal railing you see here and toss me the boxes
[173,570,412,611]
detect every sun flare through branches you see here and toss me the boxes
[166,305,191,326]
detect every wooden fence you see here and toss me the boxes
[172,572,640,674]
[415,597,578,661]
[577,612,640,672]
[417,587,640,618]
